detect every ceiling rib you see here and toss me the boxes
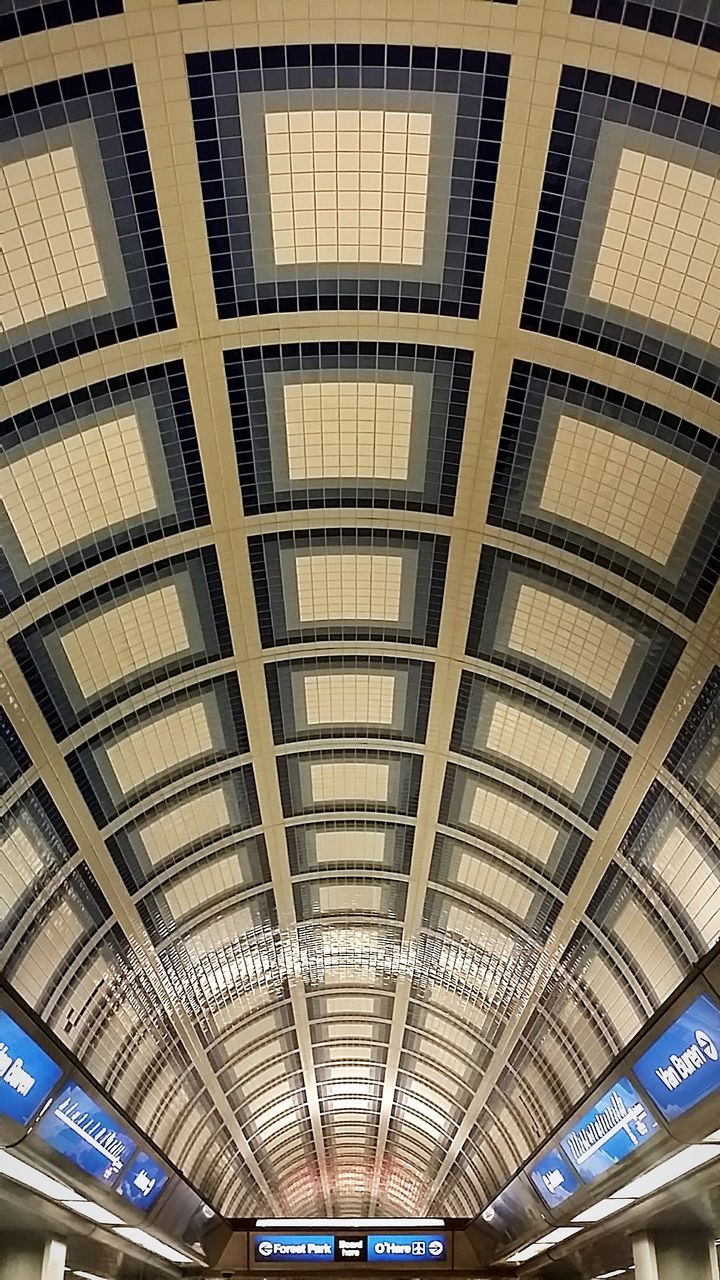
[422,583,720,1207]
[0,639,280,1211]
[133,37,336,1206]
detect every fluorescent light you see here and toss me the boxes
[0,1151,82,1203]
[610,1145,720,1200]
[506,1226,582,1263]
[591,1271,630,1279]
[572,1197,634,1223]
[113,1228,199,1265]
[69,1201,124,1226]
[74,1272,108,1280]
[256,1218,445,1228]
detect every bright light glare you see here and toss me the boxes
[257,1218,445,1229]
[0,1151,82,1202]
[506,1226,582,1263]
[74,1272,109,1280]
[610,1145,720,1200]
[572,1197,634,1223]
[113,1228,199,1265]
[70,1201,124,1226]
[591,1271,631,1279]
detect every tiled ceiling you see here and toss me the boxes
[1,0,720,1224]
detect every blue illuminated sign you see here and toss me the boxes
[35,1081,136,1184]
[561,1076,658,1182]
[254,1236,335,1263]
[117,1151,168,1209]
[367,1234,447,1262]
[633,994,720,1120]
[528,1149,580,1208]
[0,1011,62,1126]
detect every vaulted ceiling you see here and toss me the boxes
[1,0,720,1222]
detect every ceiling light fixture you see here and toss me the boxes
[0,1151,82,1203]
[572,1197,635,1224]
[69,1201,124,1227]
[609,1144,720,1200]
[505,1226,582,1263]
[112,1227,202,1265]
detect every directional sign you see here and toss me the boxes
[632,994,720,1120]
[528,1149,580,1207]
[367,1235,447,1263]
[561,1076,658,1182]
[0,1011,62,1126]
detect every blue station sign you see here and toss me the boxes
[254,1236,335,1263]
[35,1081,136,1184]
[632,993,720,1120]
[560,1076,658,1182]
[367,1234,447,1263]
[528,1149,580,1207]
[0,1010,63,1126]
[116,1150,168,1209]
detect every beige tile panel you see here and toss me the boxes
[486,698,591,791]
[309,761,390,803]
[266,110,431,266]
[314,830,387,863]
[61,584,189,697]
[1,415,156,566]
[591,149,720,347]
[105,699,213,794]
[508,584,635,699]
[304,672,396,724]
[295,552,403,622]
[540,415,700,566]
[284,380,413,481]
[469,784,558,864]
[138,785,230,865]
[0,146,106,332]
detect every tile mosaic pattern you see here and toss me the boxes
[67,673,248,824]
[250,528,448,647]
[1,67,174,384]
[489,363,720,619]
[266,656,433,744]
[2,2,720,1229]
[225,341,471,516]
[572,0,720,53]
[451,672,630,824]
[188,45,509,319]
[522,69,720,400]
[1,362,208,612]
[9,547,232,739]
[0,0,122,41]
[466,547,685,738]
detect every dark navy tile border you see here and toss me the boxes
[0,66,175,384]
[225,340,472,517]
[521,68,720,401]
[187,45,509,320]
[466,546,685,740]
[572,0,720,53]
[488,361,720,620]
[0,0,122,42]
[0,361,209,616]
[10,546,232,741]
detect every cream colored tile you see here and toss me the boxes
[106,699,213,794]
[0,146,106,331]
[486,698,591,791]
[652,826,720,946]
[469,784,558,864]
[304,672,395,724]
[508,584,634,698]
[318,884,383,915]
[591,148,720,346]
[314,830,387,863]
[138,785,230,864]
[266,109,431,266]
[283,380,413,480]
[540,415,700,565]
[1,415,157,566]
[60,585,189,697]
[295,552,403,622]
[309,761,390,803]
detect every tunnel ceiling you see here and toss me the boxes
[2,0,720,1222]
